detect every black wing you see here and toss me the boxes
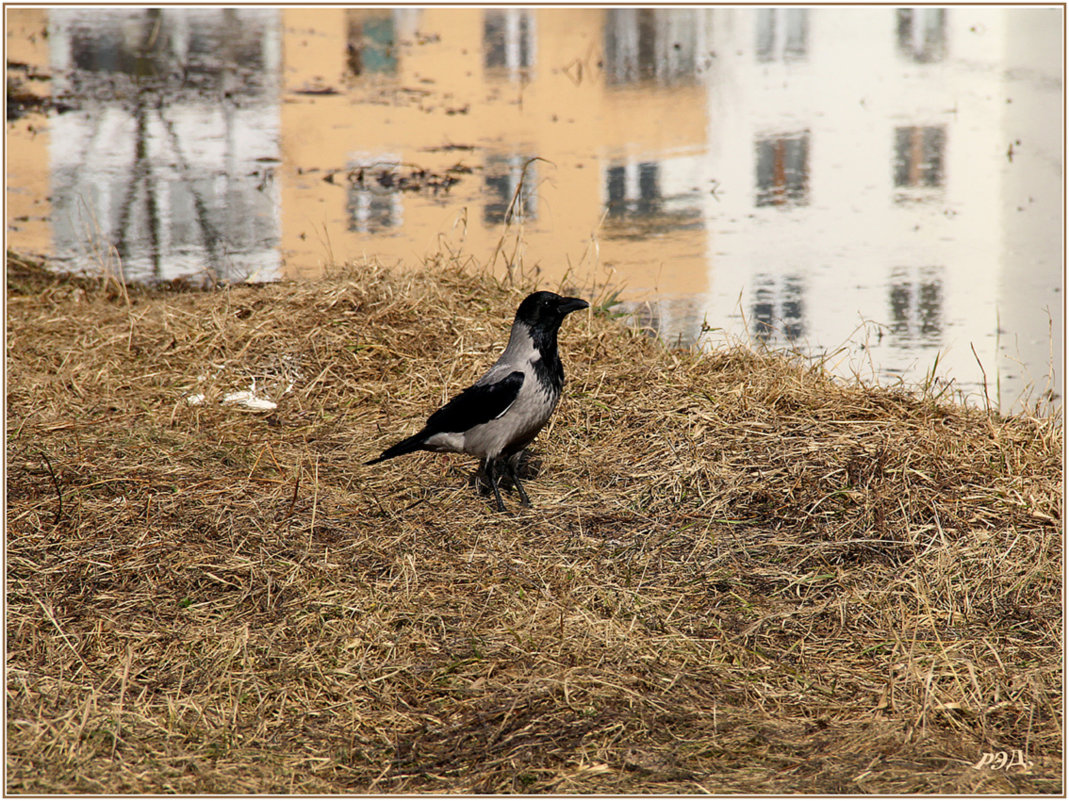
[425,370,525,434]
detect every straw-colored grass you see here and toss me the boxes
[6,250,1062,793]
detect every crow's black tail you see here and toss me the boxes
[365,431,428,465]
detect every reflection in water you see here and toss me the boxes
[781,276,805,342]
[896,8,947,63]
[893,126,946,200]
[751,274,806,344]
[345,158,403,234]
[484,155,538,225]
[6,7,1062,411]
[607,161,662,217]
[63,7,273,90]
[755,131,810,208]
[604,8,702,86]
[346,10,398,76]
[622,294,709,347]
[752,278,775,343]
[888,266,944,346]
[603,155,704,238]
[48,8,280,284]
[483,9,535,78]
[755,8,809,63]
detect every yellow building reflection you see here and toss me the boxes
[279,8,710,298]
[5,7,51,257]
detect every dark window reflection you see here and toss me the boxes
[756,8,809,62]
[781,275,805,340]
[638,162,660,215]
[484,154,538,225]
[752,276,775,341]
[783,9,809,60]
[893,125,946,199]
[604,8,700,86]
[751,274,806,343]
[484,9,534,77]
[603,158,703,238]
[889,280,912,336]
[755,9,776,62]
[607,161,663,217]
[896,8,947,63]
[347,10,397,76]
[888,266,943,345]
[755,131,810,208]
[607,165,627,216]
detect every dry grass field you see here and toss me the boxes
[6,251,1062,793]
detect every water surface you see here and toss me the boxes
[6,7,1063,412]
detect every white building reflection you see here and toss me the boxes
[693,6,1060,408]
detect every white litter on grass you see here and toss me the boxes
[222,390,277,412]
[185,380,278,412]
[183,363,300,413]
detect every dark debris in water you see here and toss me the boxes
[6,60,59,121]
[422,143,477,153]
[293,84,342,96]
[323,161,475,194]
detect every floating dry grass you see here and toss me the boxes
[6,251,1062,793]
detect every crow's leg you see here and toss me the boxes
[473,457,489,495]
[505,453,531,507]
[485,457,507,512]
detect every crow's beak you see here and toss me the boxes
[558,297,589,316]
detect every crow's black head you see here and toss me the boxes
[514,291,589,331]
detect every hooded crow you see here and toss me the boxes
[366,291,589,511]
